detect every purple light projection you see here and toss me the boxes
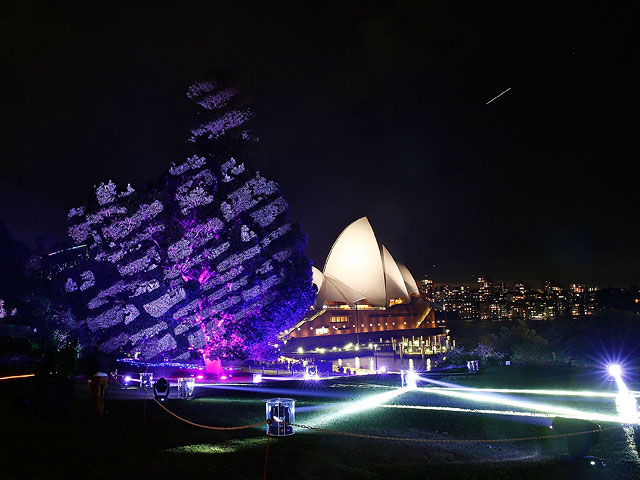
[57,77,315,363]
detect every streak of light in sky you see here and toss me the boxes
[486,87,512,105]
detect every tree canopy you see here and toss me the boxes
[56,76,315,362]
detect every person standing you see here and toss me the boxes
[55,339,78,419]
[86,346,108,418]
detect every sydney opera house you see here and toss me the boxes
[283,217,448,349]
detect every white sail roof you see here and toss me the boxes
[313,217,420,308]
[311,266,325,292]
[381,245,410,303]
[397,263,419,296]
[323,217,387,307]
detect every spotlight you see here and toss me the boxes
[153,377,170,401]
[401,369,418,389]
[304,365,319,380]
[608,364,622,377]
[124,375,132,384]
[379,366,387,373]
[177,377,195,399]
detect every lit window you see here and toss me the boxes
[330,316,350,323]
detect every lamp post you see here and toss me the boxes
[355,300,359,347]
[374,344,378,371]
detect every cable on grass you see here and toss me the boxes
[292,422,621,444]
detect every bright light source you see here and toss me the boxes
[304,365,319,381]
[253,373,263,384]
[379,366,387,373]
[608,364,622,377]
[297,347,304,354]
[615,393,639,424]
[416,385,636,424]
[401,369,418,389]
[220,375,228,380]
[124,375,132,383]
[196,374,204,380]
[313,388,406,425]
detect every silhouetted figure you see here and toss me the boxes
[34,340,55,417]
[55,340,78,419]
[86,346,108,419]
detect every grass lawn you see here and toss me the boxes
[1,366,638,479]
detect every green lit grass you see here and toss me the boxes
[0,366,638,479]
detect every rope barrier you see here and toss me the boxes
[110,373,626,447]
[264,428,271,480]
[110,373,267,431]
[291,423,621,444]
[150,394,268,430]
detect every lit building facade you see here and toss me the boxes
[282,217,443,341]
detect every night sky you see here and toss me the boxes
[1,1,636,287]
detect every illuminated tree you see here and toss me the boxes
[60,76,315,362]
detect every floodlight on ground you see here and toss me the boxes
[177,377,195,399]
[401,369,418,389]
[153,377,170,401]
[265,398,295,436]
[608,364,622,377]
[140,372,153,389]
[304,365,319,380]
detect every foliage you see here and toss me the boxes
[439,343,504,368]
[511,342,558,365]
[492,319,559,365]
[494,320,546,354]
[54,76,315,362]
[545,309,640,367]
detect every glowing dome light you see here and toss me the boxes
[608,364,622,377]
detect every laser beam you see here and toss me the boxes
[311,388,407,425]
[381,404,557,419]
[416,386,636,424]
[427,387,627,398]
